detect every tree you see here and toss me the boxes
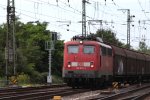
[52,40,64,75]
[15,21,50,75]
[95,29,124,47]
[0,24,7,76]
[138,41,148,53]
[0,19,64,83]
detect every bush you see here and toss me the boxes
[30,71,47,84]
[0,77,6,87]
[17,74,30,85]
[52,74,63,84]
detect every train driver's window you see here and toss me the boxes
[83,46,94,54]
[68,45,79,53]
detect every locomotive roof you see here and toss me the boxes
[65,40,98,45]
[65,40,111,49]
[98,42,112,49]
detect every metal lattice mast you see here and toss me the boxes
[6,0,16,80]
[127,9,130,49]
[118,9,134,49]
[82,0,86,37]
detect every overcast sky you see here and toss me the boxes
[0,0,150,49]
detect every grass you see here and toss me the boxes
[52,74,64,84]
[0,74,64,88]
[0,77,7,87]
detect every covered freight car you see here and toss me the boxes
[112,45,150,82]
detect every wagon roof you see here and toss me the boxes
[144,54,150,61]
[111,45,126,56]
[134,52,145,60]
[123,49,137,58]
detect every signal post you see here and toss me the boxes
[45,32,57,84]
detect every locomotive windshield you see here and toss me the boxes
[83,45,94,54]
[68,45,79,53]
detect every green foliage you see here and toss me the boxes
[15,21,51,76]
[137,41,150,54]
[52,74,63,84]
[0,77,6,87]
[52,40,64,76]
[0,19,64,84]
[95,29,124,47]
[0,24,6,76]
[30,71,47,84]
[17,74,30,85]
[138,41,148,53]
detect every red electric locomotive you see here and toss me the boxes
[62,36,150,88]
[63,36,113,87]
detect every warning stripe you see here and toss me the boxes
[112,82,118,89]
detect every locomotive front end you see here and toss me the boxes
[62,40,99,87]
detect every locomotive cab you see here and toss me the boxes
[63,41,98,75]
[63,39,113,87]
[63,40,99,87]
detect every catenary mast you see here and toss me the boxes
[6,0,16,84]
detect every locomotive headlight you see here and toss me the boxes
[91,65,94,68]
[90,62,94,68]
[68,65,71,67]
[68,62,71,68]
[79,41,83,44]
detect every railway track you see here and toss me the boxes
[0,84,90,100]
[0,84,65,93]
[1,83,150,100]
[87,83,150,100]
